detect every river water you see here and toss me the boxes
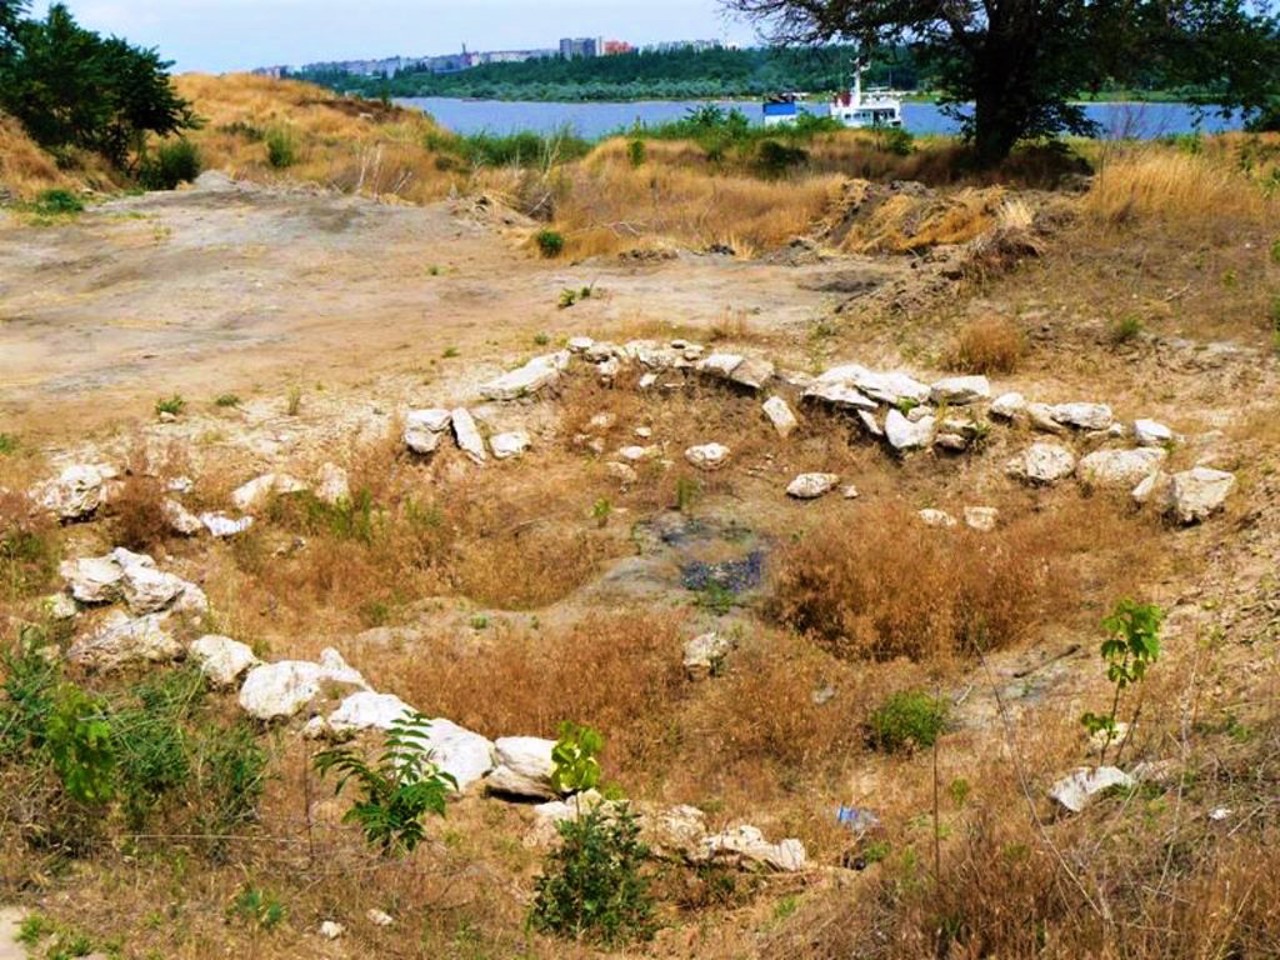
[399,97,1242,141]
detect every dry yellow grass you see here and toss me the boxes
[174,73,463,203]
[0,114,121,200]
[1085,141,1275,226]
[945,315,1025,374]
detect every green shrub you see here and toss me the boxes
[313,710,456,856]
[755,139,809,178]
[879,126,915,156]
[536,229,566,258]
[265,127,297,169]
[627,138,647,167]
[229,887,286,931]
[154,394,185,416]
[530,805,655,945]
[214,393,240,408]
[868,690,949,753]
[33,188,84,215]
[139,138,201,189]
[0,432,18,455]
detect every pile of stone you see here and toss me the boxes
[403,408,530,463]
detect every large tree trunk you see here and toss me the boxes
[969,3,1041,167]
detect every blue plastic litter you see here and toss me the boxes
[836,805,881,835]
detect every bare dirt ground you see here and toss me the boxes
[0,178,892,436]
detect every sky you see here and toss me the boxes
[29,0,762,73]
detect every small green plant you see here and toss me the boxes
[558,288,579,309]
[535,229,565,258]
[895,396,920,415]
[16,913,53,945]
[265,127,297,169]
[868,690,949,753]
[1270,236,1280,264]
[591,497,612,529]
[1108,314,1144,345]
[549,721,604,795]
[33,188,84,215]
[695,581,735,616]
[879,126,915,156]
[1081,598,1164,765]
[442,346,460,359]
[579,283,595,300]
[154,394,186,417]
[45,684,117,805]
[229,887,287,931]
[674,475,700,514]
[214,393,240,408]
[285,384,302,416]
[428,264,441,276]
[533,331,551,346]
[470,614,490,630]
[0,432,16,455]
[531,723,654,945]
[139,138,202,190]
[313,710,456,856]
[627,138,647,167]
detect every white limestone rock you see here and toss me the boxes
[60,555,125,605]
[162,498,204,536]
[762,396,799,438]
[189,635,259,688]
[1027,403,1068,435]
[32,463,118,520]
[1049,402,1114,431]
[786,473,840,500]
[1133,419,1175,447]
[818,364,930,406]
[685,443,730,471]
[930,375,991,405]
[884,409,936,452]
[479,352,568,401]
[324,691,415,735]
[606,462,638,484]
[919,508,958,528]
[989,392,1027,420]
[42,592,78,623]
[490,431,531,460]
[1078,447,1167,490]
[231,473,307,513]
[934,433,969,452]
[857,410,883,437]
[1007,443,1077,485]
[802,381,878,411]
[683,632,733,680]
[1049,766,1133,814]
[199,512,254,538]
[697,825,807,873]
[697,353,744,379]
[567,336,594,353]
[404,408,453,455]
[618,444,660,463]
[238,648,369,721]
[964,506,1000,532]
[422,719,496,792]
[1164,467,1236,524]
[487,736,557,799]
[319,921,346,940]
[729,357,775,391]
[1131,470,1173,507]
[315,463,351,505]
[67,610,182,671]
[119,562,190,616]
[451,408,487,465]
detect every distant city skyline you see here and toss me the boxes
[28,1,760,73]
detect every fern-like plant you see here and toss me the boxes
[313,710,455,856]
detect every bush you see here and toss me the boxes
[755,139,809,178]
[265,127,296,169]
[32,187,83,215]
[138,138,201,190]
[868,690,949,752]
[535,228,565,258]
[530,805,655,946]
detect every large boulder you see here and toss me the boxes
[1049,766,1133,813]
[67,611,182,670]
[323,691,416,735]
[451,408,487,464]
[762,396,799,438]
[231,473,308,513]
[989,392,1027,420]
[1164,467,1236,524]
[1007,443,1077,485]
[817,364,930,406]
[238,649,369,721]
[421,719,496,792]
[199,512,254,538]
[683,632,733,680]
[60,556,125,605]
[786,473,840,500]
[696,824,807,872]
[189,635,259,688]
[884,409,936,452]
[490,431,531,460]
[1133,419,1175,447]
[685,443,730,471]
[729,357,775,392]
[1078,447,1167,490]
[479,352,568,401]
[1049,402,1113,431]
[404,408,452,454]
[32,463,118,520]
[486,736,557,799]
[930,375,991,405]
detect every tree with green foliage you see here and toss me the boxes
[719,0,1280,164]
[0,2,195,169]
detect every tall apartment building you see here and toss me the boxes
[559,37,604,59]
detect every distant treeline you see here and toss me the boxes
[294,46,927,102]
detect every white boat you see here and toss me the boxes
[762,92,805,128]
[827,61,903,129]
